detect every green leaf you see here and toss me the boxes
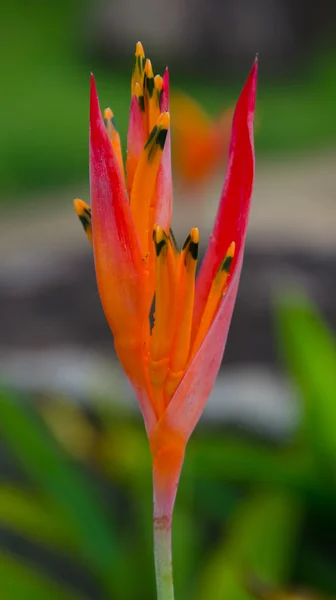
[276,294,336,470]
[0,551,86,600]
[194,490,301,600]
[0,484,81,555]
[0,387,121,596]
[190,435,317,492]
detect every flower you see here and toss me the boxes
[74,40,257,536]
[170,90,234,185]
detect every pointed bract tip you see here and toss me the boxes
[158,111,170,129]
[251,55,259,75]
[153,224,164,243]
[104,107,113,120]
[153,225,167,256]
[90,73,99,109]
[162,67,169,82]
[187,228,199,261]
[145,58,154,78]
[154,74,163,91]
[135,41,145,57]
[90,73,104,133]
[227,241,235,257]
[74,198,90,215]
[221,241,236,273]
[190,227,200,244]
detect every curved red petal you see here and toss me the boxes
[90,74,145,343]
[193,59,258,329]
[90,74,157,431]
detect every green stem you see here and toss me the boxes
[153,515,174,600]
[151,436,185,600]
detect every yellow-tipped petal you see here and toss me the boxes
[154,74,163,94]
[130,112,170,256]
[135,41,145,57]
[145,59,154,92]
[164,228,199,401]
[74,198,92,243]
[103,108,125,182]
[144,59,159,132]
[132,41,146,95]
[149,225,180,416]
[134,82,145,113]
[149,225,178,376]
[191,241,235,358]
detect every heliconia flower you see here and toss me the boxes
[74,41,257,599]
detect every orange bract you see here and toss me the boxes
[74,42,257,463]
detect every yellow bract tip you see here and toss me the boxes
[157,111,170,129]
[103,107,113,120]
[145,58,154,78]
[73,198,89,216]
[135,41,145,58]
[73,198,92,243]
[153,224,164,244]
[227,241,235,257]
[190,227,199,244]
[153,225,168,258]
[154,75,163,92]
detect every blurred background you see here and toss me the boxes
[0,1,336,599]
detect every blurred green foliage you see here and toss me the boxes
[276,294,336,474]
[2,1,336,197]
[0,292,335,599]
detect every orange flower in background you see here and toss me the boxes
[171,90,234,185]
[74,41,257,598]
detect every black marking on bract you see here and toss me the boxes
[156,128,167,150]
[221,255,233,273]
[188,241,199,261]
[103,118,109,128]
[137,55,141,72]
[146,77,154,98]
[182,234,191,250]
[79,215,90,232]
[138,95,145,112]
[83,207,91,218]
[155,238,166,256]
[145,125,158,149]
[111,116,118,131]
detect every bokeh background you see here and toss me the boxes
[1,1,336,599]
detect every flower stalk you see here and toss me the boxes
[151,433,185,600]
[153,514,174,600]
